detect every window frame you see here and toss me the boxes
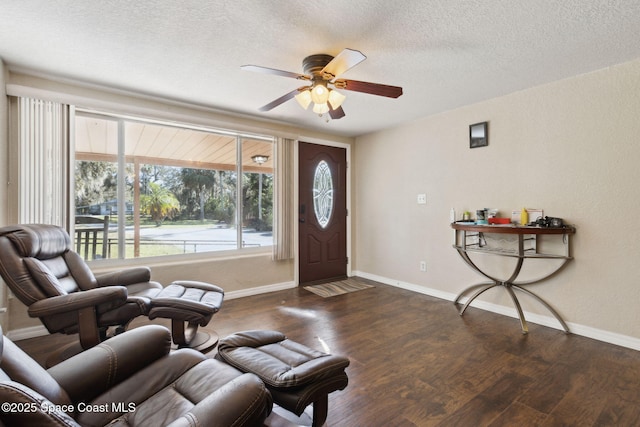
[73,108,275,264]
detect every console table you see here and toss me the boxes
[451,222,575,334]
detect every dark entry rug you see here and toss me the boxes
[304,277,374,298]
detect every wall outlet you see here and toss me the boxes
[417,194,427,204]
[420,261,427,272]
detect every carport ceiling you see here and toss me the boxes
[75,115,273,172]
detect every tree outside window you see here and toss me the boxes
[74,113,273,260]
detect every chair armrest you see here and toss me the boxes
[0,381,80,427]
[95,267,151,287]
[48,325,172,403]
[27,287,128,318]
[166,373,272,427]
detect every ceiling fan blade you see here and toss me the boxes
[328,104,346,120]
[334,78,403,98]
[241,65,308,80]
[321,48,367,79]
[258,86,308,112]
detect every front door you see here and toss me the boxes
[298,142,347,285]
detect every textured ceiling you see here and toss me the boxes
[2,1,640,137]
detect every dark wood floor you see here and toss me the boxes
[16,278,640,426]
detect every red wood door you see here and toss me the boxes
[298,142,347,285]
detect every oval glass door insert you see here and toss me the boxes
[313,160,334,228]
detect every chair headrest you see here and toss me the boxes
[3,225,71,260]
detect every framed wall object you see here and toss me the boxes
[469,121,488,148]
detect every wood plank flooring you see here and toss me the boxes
[15,278,640,426]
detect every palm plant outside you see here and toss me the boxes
[140,182,180,226]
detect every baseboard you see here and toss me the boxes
[353,270,640,351]
[225,281,297,300]
[5,325,49,341]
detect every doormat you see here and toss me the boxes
[304,278,374,298]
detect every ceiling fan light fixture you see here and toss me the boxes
[312,102,330,114]
[245,48,403,121]
[294,89,312,109]
[327,89,346,109]
[310,83,330,104]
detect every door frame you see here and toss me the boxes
[294,137,351,285]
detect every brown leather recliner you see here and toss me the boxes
[0,324,273,426]
[0,224,224,363]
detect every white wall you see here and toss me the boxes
[354,58,640,346]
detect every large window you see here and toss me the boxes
[74,112,274,260]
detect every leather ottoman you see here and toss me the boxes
[148,280,224,351]
[217,330,350,427]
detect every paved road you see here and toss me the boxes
[133,225,272,252]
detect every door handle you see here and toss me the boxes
[299,218,305,223]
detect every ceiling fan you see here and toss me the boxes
[241,48,403,120]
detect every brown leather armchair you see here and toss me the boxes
[0,224,224,363]
[0,324,273,426]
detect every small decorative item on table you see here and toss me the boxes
[488,217,511,224]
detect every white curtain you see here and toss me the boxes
[17,97,70,226]
[272,137,295,260]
